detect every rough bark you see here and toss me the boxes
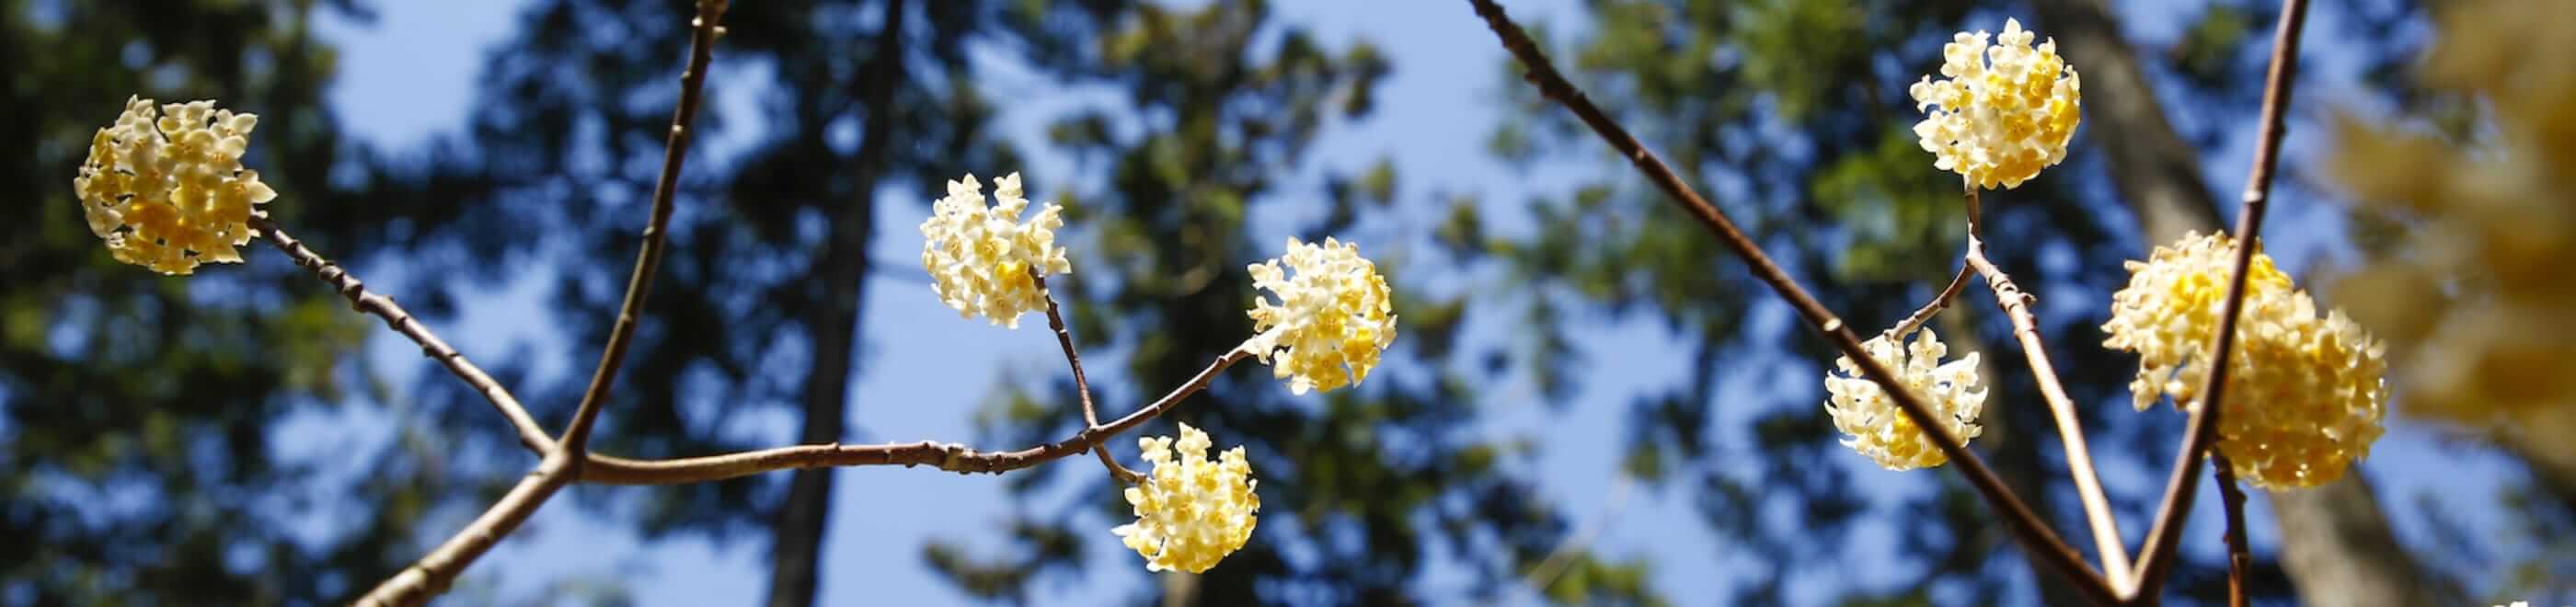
[765,1,909,604]
[2032,1,2458,604]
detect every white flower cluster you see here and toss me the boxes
[914,172,1397,574]
[1823,328,1987,471]
[1908,18,2083,189]
[1244,237,1398,395]
[74,97,278,275]
[1112,423,1259,573]
[919,173,1070,328]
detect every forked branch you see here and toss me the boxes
[352,2,730,604]
[1956,188,2131,591]
[561,0,730,466]
[1466,0,2113,601]
[1036,272,1146,483]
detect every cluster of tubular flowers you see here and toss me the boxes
[914,172,1397,574]
[1243,237,1397,395]
[1908,18,2082,189]
[2327,0,2576,429]
[74,97,278,275]
[919,173,1070,328]
[1822,328,1986,471]
[1112,423,1259,574]
[2103,232,2389,489]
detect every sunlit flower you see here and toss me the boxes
[1112,423,1259,574]
[919,172,1071,328]
[2102,232,2295,411]
[1908,17,2083,189]
[1243,237,1397,395]
[74,96,277,275]
[2104,232,2388,489]
[1823,328,1985,471]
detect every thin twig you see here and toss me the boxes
[561,0,730,464]
[1466,1,2112,601]
[1958,188,2133,592]
[1036,272,1143,483]
[2129,0,2310,599]
[2214,455,2251,607]
[1889,263,1973,340]
[250,215,555,455]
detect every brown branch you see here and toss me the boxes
[356,452,580,607]
[2129,0,2309,599]
[561,0,729,464]
[2214,455,2252,607]
[1035,272,1142,483]
[353,4,730,604]
[259,210,1232,487]
[250,215,555,455]
[1467,1,2112,601]
[576,350,1250,485]
[1958,189,2133,592]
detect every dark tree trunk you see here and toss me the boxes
[766,1,909,604]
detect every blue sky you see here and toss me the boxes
[303,1,2534,604]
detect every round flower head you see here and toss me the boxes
[2102,232,2295,411]
[1112,423,1259,573]
[1908,18,2083,189]
[919,172,1071,328]
[1243,237,1397,395]
[74,97,278,275]
[1823,328,1986,471]
[2103,232,2389,489]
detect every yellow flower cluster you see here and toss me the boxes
[1822,328,1985,471]
[1908,18,2082,189]
[1244,237,1397,395]
[2327,0,2576,428]
[2102,233,2294,411]
[74,97,278,275]
[1112,423,1259,573]
[2103,233,2388,489]
[919,173,1071,328]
